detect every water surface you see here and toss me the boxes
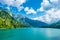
[0,28,60,40]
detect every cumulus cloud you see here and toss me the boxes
[0,0,26,11]
[37,0,52,12]
[34,8,60,24]
[24,7,36,14]
[33,0,60,24]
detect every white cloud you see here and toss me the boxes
[33,14,52,24]
[50,0,60,9]
[50,0,59,4]
[34,8,60,24]
[37,7,44,12]
[33,0,60,24]
[0,0,26,11]
[37,0,52,12]
[24,7,29,11]
[24,7,37,14]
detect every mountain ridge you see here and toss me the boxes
[12,13,48,27]
[0,8,30,29]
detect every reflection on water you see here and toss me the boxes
[0,28,60,40]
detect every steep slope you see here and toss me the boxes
[24,18,48,27]
[49,20,60,28]
[13,14,48,27]
[12,14,33,27]
[0,8,29,29]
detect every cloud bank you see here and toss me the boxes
[0,0,26,11]
[33,0,60,24]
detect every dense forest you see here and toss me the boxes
[0,8,29,29]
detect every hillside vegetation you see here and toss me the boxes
[0,8,29,29]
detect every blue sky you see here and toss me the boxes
[0,0,43,18]
[0,0,60,24]
[23,0,42,10]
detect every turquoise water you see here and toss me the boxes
[0,28,60,40]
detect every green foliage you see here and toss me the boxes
[0,8,29,29]
[49,21,60,28]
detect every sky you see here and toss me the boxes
[0,0,60,24]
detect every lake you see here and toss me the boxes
[0,28,60,40]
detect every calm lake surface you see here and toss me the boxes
[0,28,60,40]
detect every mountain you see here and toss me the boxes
[13,14,48,27]
[0,8,30,29]
[24,18,48,27]
[49,20,60,28]
[12,14,33,27]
